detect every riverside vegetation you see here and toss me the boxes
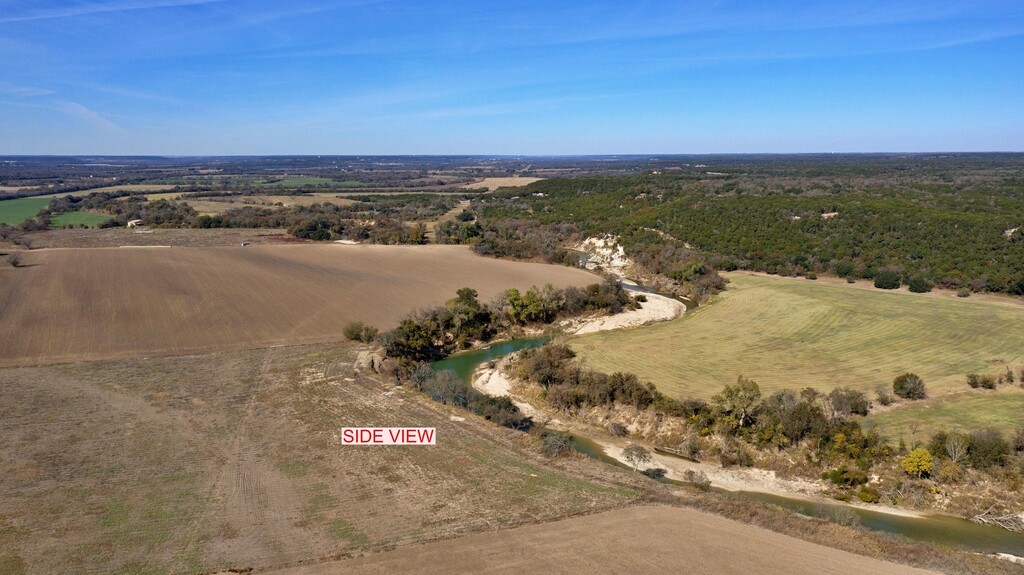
[507,343,1024,523]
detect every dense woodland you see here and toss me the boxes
[471,156,1024,295]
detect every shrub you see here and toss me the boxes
[968,429,1010,469]
[343,321,378,343]
[875,385,893,406]
[806,272,817,280]
[5,253,20,267]
[956,287,971,297]
[607,422,628,437]
[966,373,996,389]
[634,294,647,303]
[892,373,926,400]
[1014,428,1024,454]
[407,364,434,391]
[470,394,530,430]
[684,469,711,491]
[936,460,964,484]
[873,270,901,289]
[822,466,868,487]
[857,485,881,503]
[718,446,754,468]
[907,276,933,293]
[846,276,856,284]
[540,431,575,457]
[679,437,703,460]
[641,467,666,479]
[901,448,933,478]
[829,387,870,416]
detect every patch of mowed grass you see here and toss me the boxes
[327,519,367,546]
[278,460,309,478]
[570,273,1024,399]
[0,197,48,225]
[51,211,110,227]
[866,387,1024,441]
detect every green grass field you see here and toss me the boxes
[51,211,111,227]
[570,273,1024,399]
[0,197,49,225]
[866,388,1024,441]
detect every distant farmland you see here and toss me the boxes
[570,273,1024,399]
[0,244,599,366]
[461,177,543,191]
[0,196,48,225]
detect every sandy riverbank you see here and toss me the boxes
[470,362,924,519]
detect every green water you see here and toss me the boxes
[430,336,550,383]
[741,491,1024,556]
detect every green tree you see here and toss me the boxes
[873,269,901,289]
[907,276,933,293]
[712,376,761,428]
[622,444,652,471]
[901,448,933,478]
[892,373,926,400]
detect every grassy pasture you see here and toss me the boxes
[866,387,1024,441]
[0,196,48,225]
[569,273,1024,400]
[51,211,110,227]
[183,194,357,215]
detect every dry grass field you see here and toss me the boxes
[460,177,543,191]
[182,194,357,215]
[281,506,937,575]
[0,244,599,366]
[570,273,1024,399]
[0,344,639,574]
[866,386,1024,441]
[38,184,180,198]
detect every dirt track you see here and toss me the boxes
[0,244,598,366]
[271,505,936,575]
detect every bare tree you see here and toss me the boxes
[5,253,20,267]
[908,421,921,449]
[945,433,969,463]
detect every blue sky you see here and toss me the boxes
[1,0,1022,154]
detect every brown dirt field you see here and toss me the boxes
[460,177,543,191]
[0,344,640,574]
[18,227,301,248]
[0,244,599,366]
[273,505,937,575]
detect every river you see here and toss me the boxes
[431,337,1024,557]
